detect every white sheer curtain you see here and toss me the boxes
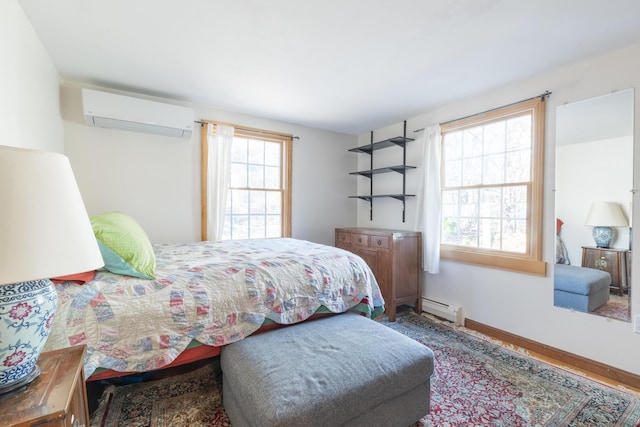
[206,123,234,241]
[414,124,442,274]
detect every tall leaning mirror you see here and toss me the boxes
[554,88,634,322]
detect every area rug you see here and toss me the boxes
[90,360,230,427]
[382,313,640,427]
[90,312,640,427]
[594,294,631,322]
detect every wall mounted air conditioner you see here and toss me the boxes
[82,89,194,138]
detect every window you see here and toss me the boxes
[223,131,291,239]
[439,98,546,275]
[222,131,291,240]
[201,123,292,241]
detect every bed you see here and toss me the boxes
[43,236,384,380]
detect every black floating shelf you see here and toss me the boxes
[349,194,416,202]
[349,136,415,154]
[349,165,416,178]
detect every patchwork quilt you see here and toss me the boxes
[44,238,384,377]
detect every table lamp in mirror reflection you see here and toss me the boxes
[584,201,629,249]
[0,146,103,394]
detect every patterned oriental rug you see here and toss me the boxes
[593,294,631,322]
[90,312,640,427]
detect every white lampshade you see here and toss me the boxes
[0,146,104,284]
[584,202,629,227]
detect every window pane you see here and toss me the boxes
[459,189,478,217]
[503,186,527,219]
[230,163,247,187]
[231,215,249,240]
[248,139,264,164]
[443,131,463,161]
[248,164,264,188]
[462,157,482,186]
[506,116,531,151]
[250,215,266,239]
[479,218,501,250]
[264,142,280,167]
[265,166,280,189]
[505,149,531,183]
[266,192,281,214]
[459,218,478,247]
[483,121,506,155]
[441,190,459,218]
[442,217,460,244]
[222,219,231,240]
[231,138,247,162]
[479,187,501,218]
[231,190,249,214]
[444,159,462,187]
[266,215,281,238]
[502,219,527,253]
[462,127,482,157]
[250,191,266,214]
[483,154,504,185]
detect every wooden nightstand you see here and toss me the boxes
[581,246,628,296]
[0,345,89,427]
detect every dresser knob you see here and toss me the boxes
[377,240,382,245]
[358,237,362,243]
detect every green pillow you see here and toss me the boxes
[90,212,156,279]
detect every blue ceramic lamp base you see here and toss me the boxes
[0,279,57,395]
[592,226,614,248]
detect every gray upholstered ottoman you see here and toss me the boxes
[220,312,434,427]
[554,264,611,312]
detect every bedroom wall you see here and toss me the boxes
[357,43,640,375]
[60,82,356,246]
[1,0,63,152]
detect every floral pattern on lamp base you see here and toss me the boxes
[592,225,615,248]
[0,279,57,393]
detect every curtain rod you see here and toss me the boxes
[413,90,552,133]
[195,120,299,140]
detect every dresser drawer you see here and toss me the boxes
[352,233,370,247]
[369,235,390,249]
[336,231,351,245]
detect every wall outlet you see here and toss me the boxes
[634,315,640,334]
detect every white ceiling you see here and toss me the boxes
[17,0,640,135]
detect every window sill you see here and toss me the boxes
[440,246,547,276]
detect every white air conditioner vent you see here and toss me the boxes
[82,89,194,138]
[422,298,463,325]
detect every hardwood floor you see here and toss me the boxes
[464,318,640,393]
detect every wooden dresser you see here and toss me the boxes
[0,345,89,427]
[335,227,422,321]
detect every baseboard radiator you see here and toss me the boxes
[422,298,463,325]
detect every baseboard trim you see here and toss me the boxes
[464,318,640,391]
